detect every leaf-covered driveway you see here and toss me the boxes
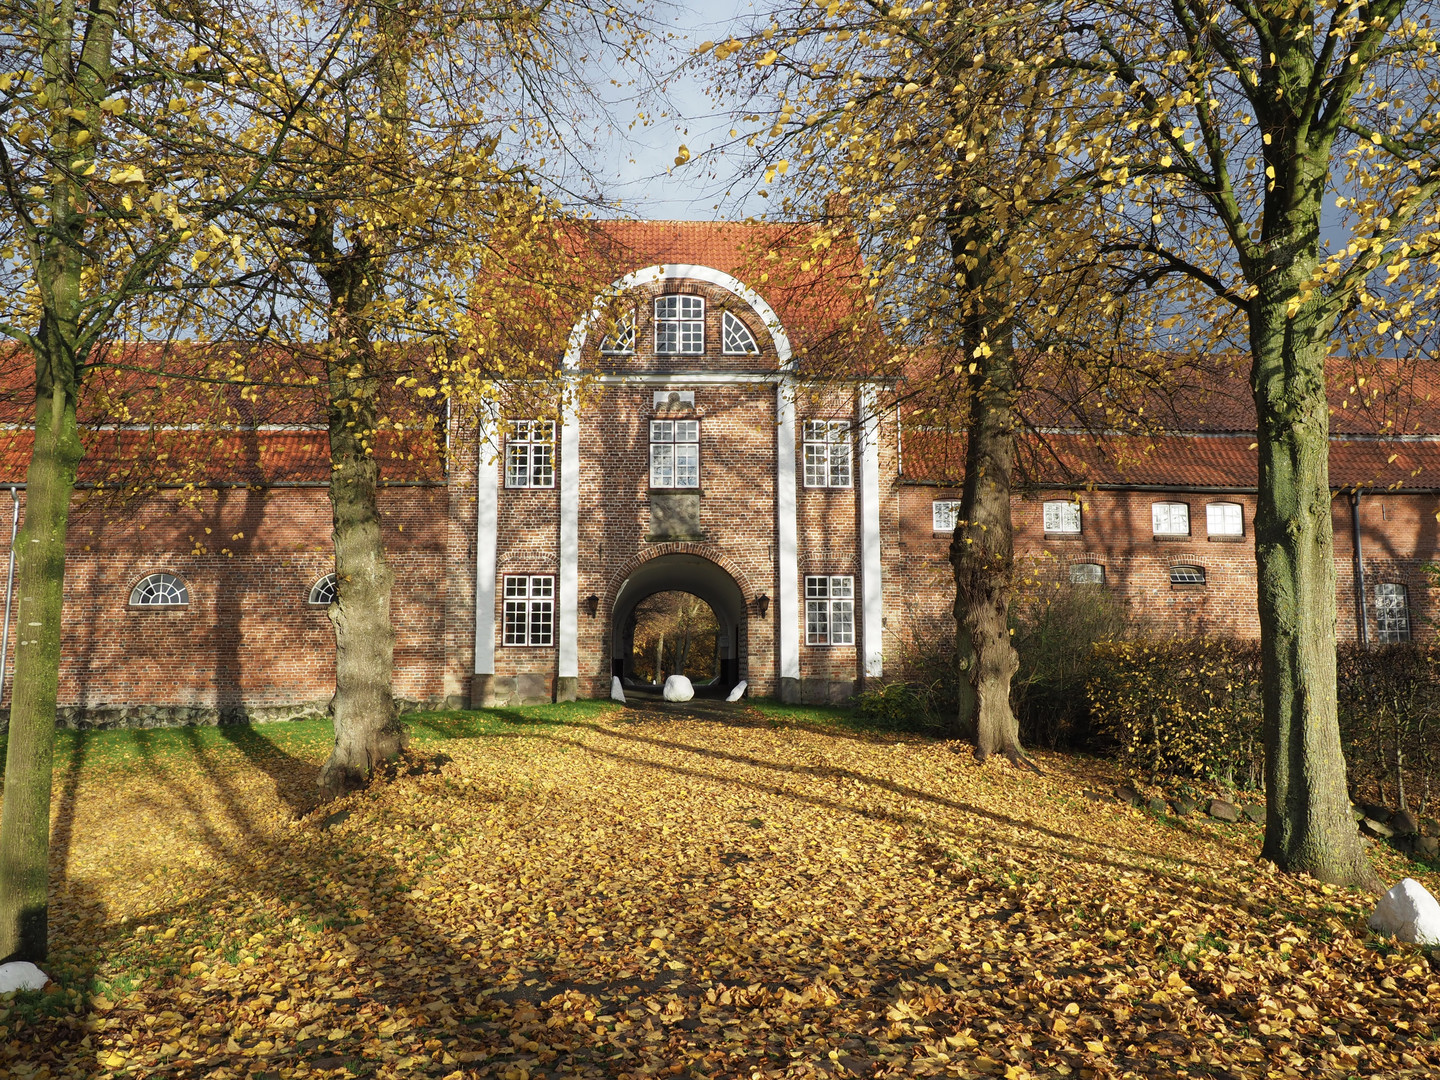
[10,704,1440,1078]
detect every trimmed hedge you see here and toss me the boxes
[1088,639,1440,807]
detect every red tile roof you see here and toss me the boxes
[903,429,1440,492]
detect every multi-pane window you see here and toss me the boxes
[1376,582,1411,643]
[803,420,853,488]
[933,500,962,532]
[650,419,700,488]
[599,313,636,354]
[1206,502,1244,536]
[503,575,554,647]
[1169,564,1205,585]
[654,295,705,354]
[805,576,855,645]
[1043,500,1082,534]
[308,573,337,606]
[721,310,760,355]
[1070,562,1105,585]
[130,572,189,607]
[1152,501,1191,536]
[505,420,555,488]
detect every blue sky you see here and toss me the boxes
[582,1,768,220]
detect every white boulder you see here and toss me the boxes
[726,680,748,703]
[1368,878,1440,945]
[610,676,626,703]
[663,675,694,702]
[0,961,48,993]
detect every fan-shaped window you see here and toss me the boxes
[599,313,635,355]
[722,311,760,355]
[1169,565,1205,585]
[130,572,189,607]
[308,573,337,606]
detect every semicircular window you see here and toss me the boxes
[1169,564,1206,585]
[130,572,189,607]
[721,310,760,355]
[308,573,338,606]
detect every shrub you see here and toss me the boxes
[1010,584,1131,747]
[1337,644,1440,811]
[1087,639,1264,788]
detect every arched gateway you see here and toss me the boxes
[608,551,748,695]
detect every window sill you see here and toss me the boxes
[1152,534,1192,541]
[1170,583,1206,591]
[649,487,704,495]
[1043,532,1082,540]
[802,485,854,492]
[1207,534,1245,542]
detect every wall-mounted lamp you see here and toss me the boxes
[755,594,770,618]
[584,594,599,618]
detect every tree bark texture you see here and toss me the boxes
[1250,296,1373,887]
[947,223,1022,761]
[314,252,404,798]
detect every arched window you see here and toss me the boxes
[1376,582,1411,643]
[308,573,337,606]
[1169,564,1205,585]
[1069,562,1105,585]
[721,310,760,355]
[130,572,189,607]
[1206,502,1244,536]
[1043,500,1082,534]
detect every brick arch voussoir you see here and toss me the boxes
[602,543,755,618]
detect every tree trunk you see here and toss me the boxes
[0,0,114,961]
[947,222,1023,763]
[315,266,403,797]
[0,364,84,962]
[1250,298,1374,887]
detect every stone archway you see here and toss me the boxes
[608,551,748,695]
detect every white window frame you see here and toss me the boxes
[1206,502,1244,537]
[502,575,555,647]
[721,310,760,355]
[308,573,337,606]
[1069,563,1105,585]
[130,572,189,607]
[802,420,853,488]
[805,575,855,646]
[932,500,961,532]
[1169,564,1205,585]
[1376,582,1411,643]
[505,420,555,489]
[650,419,700,489]
[1043,500,1082,534]
[654,295,705,355]
[598,310,636,355]
[1152,501,1191,536]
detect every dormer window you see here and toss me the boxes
[599,312,636,355]
[721,311,760,355]
[654,295,705,355]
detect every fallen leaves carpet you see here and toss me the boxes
[8,703,1440,1079]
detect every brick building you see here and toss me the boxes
[1,222,1438,724]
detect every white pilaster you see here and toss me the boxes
[859,384,884,678]
[558,390,580,679]
[776,378,800,681]
[474,402,499,676]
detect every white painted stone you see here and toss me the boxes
[1368,878,1440,946]
[726,681,748,703]
[663,675,694,702]
[0,961,47,993]
[611,676,626,703]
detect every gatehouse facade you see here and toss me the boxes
[1,220,1438,724]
